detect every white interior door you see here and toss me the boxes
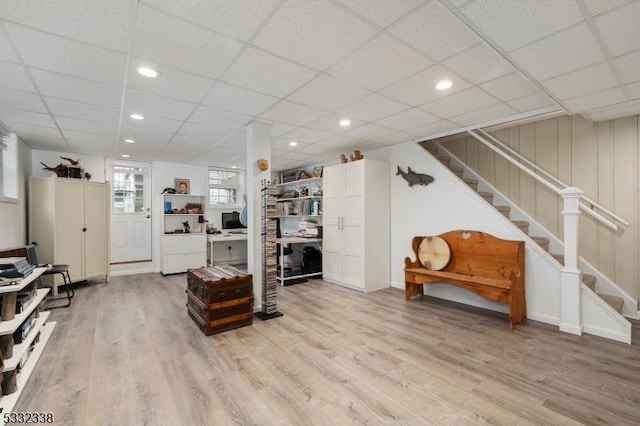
[107,160,152,263]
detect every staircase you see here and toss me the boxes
[422,142,626,315]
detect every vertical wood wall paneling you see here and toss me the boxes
[571,117,599,266]
[612,116,638,301]
[557,116,573,238]
[507,126,521,204]
[493,129,510,196]
[519,123,538,225]
[477,134,495,185]
[535,120,560,235]
[595,121,615,278]
[466,134,479,172]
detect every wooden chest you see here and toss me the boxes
[186,266,253,335]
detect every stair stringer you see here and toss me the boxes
[435,141,638,320]
[428,143,633,343]
[582,285,632,344]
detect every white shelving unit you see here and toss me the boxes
[0,268,56,416]
[161,194,207,274]
[275,175,323,285]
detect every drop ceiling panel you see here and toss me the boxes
[627,81,640,98]
[340,93,409,122]
[585,99,640,121]
[341,123,396,140]
[222,47,317,98]
[508,93,556,112]
[305,113,365,133]
[188,106,251,130]
[0,108,56,128]
[377,108,440,131]
[21,135,68,151]
[614,50,640,83]
[30,69,122,107]
[56,117,120,136]
[61,129,115,145]
[449,103,517,127]
[287,74,370,111]
[480,72,538,101]
[0,61,35,92]
[143,0,280,41]
[0,0,131,52]
[296,142,335,155]
[407,120,458,138]
[178,122,232,141]
[0,29,19,63]
[4,24,126,85]
[336,0,426,28]
[565,87,627,112]
[443,44,516,85]
[380,64,472,107]
[541,62,619,100]
[8,123,63,142]
[460,0,583,51]
[67,140,117,156]
[127,58,216,104]
[370,131,414,145]
[584,0,634,16]
[419,87,500,118]
[133,5,244,78]
[118,126,175,144]
[0,87,46,113]
[328,33,432,91]
[282,127,333,144]
[268,122,298,138]
[168,134,217,148]
[388,1,478,60]
[46,98,120,124]
[510,24,605,81]
[122,112,183,133]
[316,134,364,149]
[252,0,378,70]
[214,139,247,154]
[124,90,196,121]
[202,82,279,116]
[595,2,640,57]
[219,130,246,145]
[259,101,327,127]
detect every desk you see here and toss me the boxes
[276,237,322,285]
[207,233,248,266]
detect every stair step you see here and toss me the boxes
[463,178,478,190]
[531,236,550,251]
[551,254,564,265]
[436,155,451,166]
[598,294,624,314]
[582,274,597,291]
[478,191,494,203]
[495,206,511,218]
[450,167,464,178]
[426,146,438,156]
[511,220,529,233]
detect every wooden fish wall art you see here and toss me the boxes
[396,166,434,187]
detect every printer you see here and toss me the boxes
[0,257,35,279]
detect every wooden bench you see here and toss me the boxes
[404,230,526,329]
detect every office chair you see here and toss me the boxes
[26,245,74,309]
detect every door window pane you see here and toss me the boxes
[113,165,146,213]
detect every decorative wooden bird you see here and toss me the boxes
[60,156,80,165]
[41,162,67,177]
[84,172,92,180]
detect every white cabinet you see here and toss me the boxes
[29,177,109,295]
[161,194,206,274]
[322,159,389,292]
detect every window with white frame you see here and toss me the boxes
[208,167,242,206]
[0,130,18,202]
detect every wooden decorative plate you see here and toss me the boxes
[418,236,451,270]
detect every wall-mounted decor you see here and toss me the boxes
[396,166,434,187]
[174,178,190,194]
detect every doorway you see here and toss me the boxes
[106,159,152,265]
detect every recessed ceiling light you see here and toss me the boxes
[124,138,135,144]
[436,79,453,90]
[289,141,298,147]
[231,165,237,169]
[137,67,159,78]
[121,154,130,158]
[130,113,144,120]
[339,119,351,127]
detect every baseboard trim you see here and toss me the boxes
[559,322,583,336]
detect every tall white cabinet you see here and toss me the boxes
[322,159,389,292]
[29,176,110,294]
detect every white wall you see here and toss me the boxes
[31,150,106,181]
[366,141,562,324]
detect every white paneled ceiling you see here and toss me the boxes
[1,0,639,170]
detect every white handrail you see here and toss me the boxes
[474,129,629,227]
[466,130,620,231]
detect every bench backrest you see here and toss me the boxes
[411,230,524,282]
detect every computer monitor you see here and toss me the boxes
[221,211,246,230]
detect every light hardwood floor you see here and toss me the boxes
[15,274,640,425]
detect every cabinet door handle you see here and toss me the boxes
[82,227,87,232]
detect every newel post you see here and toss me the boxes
[559,187,583,335]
